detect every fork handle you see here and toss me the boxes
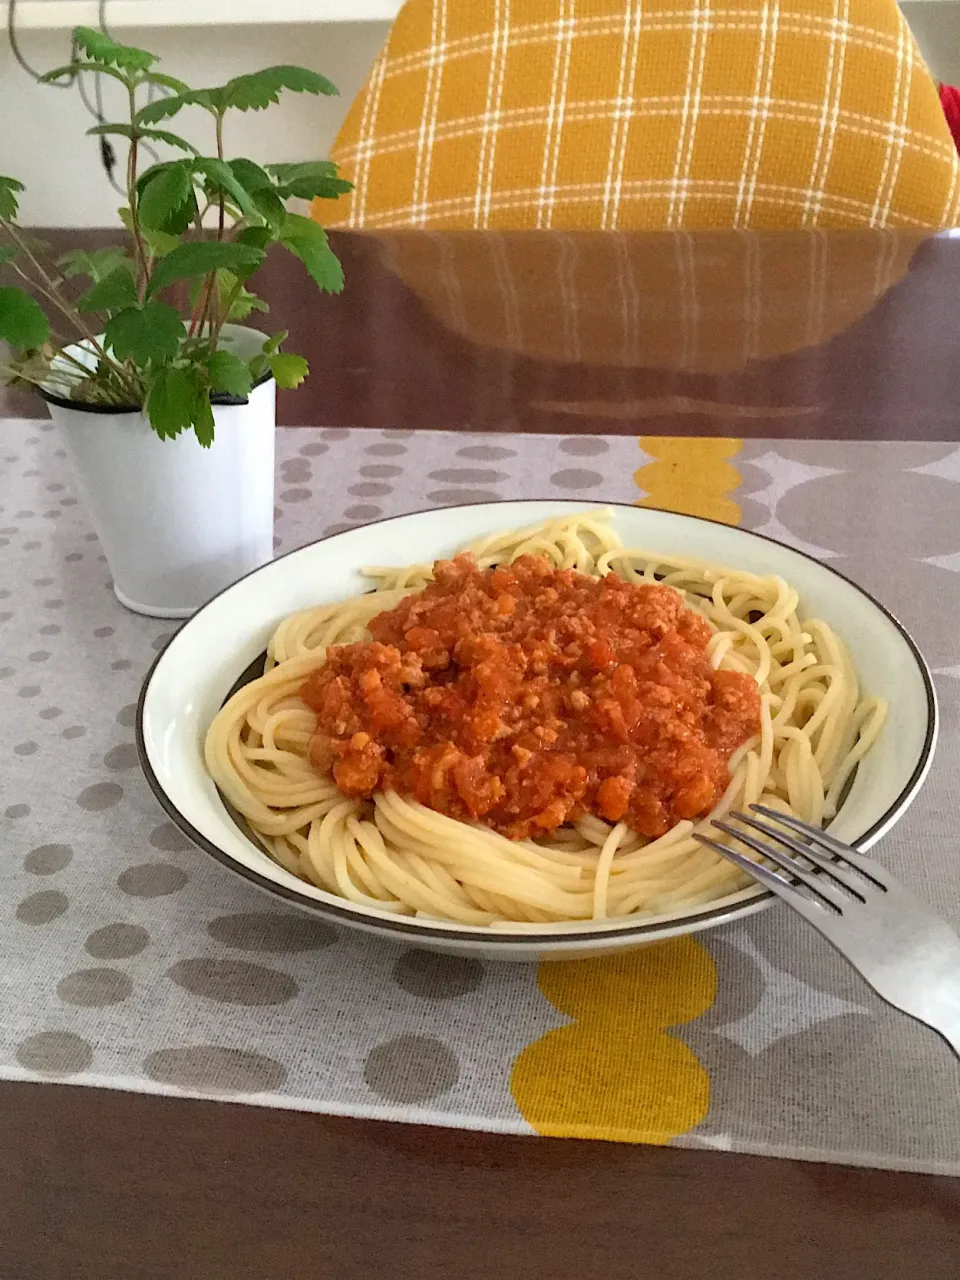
[887,995,960,1061]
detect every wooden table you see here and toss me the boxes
[3,227,959,1279]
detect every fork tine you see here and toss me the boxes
[731,812,869,900]
[712,820,851,911]
[749,804,890,890]
[694,834,800,893]
[693,834,833,921]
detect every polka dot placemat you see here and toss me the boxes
[3,420,960,1174]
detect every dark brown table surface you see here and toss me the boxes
[3,227,960,1278]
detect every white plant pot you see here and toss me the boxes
[43,335,276,619]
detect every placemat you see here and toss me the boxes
[2,420,959,1174]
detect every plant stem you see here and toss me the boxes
[1,364,72,390]
[219,279,244,325]
[126,80,149,302]
[3,229,142,402]
[3,229,88,330]
[8,256,97,351]
[0,363,127,405]
[215,113,226,239]
[53,345,105,380]
[198,281,215,342]
[187,114,228,345]
[187,272,214,338]
[207,110,227,352]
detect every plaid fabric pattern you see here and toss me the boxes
[321,0,960,231]
[373,227,920,370]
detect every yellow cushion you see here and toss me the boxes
[321,0,960,231]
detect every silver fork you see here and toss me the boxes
[695,805,960,1059]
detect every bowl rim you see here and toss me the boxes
[136,498,938,950]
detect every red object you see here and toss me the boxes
[940,84,960,153]
[301,555,759,839]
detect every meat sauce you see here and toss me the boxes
[301,555,760,840]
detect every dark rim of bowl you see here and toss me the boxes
[136,498,938,949]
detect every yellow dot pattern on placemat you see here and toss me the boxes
[511,940,717,1141]
[635,437,742,523]
[510,437,743,1143]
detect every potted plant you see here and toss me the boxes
[0,27,351,618]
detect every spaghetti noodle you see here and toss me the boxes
[204,511,887,928]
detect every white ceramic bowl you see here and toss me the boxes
[137,501,937,960]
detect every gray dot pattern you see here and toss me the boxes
[24,844,73,875]
[167,958,299,1006]
[269,425,642,551]
[364,1034,460,1104]
[16,1031,93,1076]
[16,890,69,925]
[0,422,634,1124]
[118,864,188,898]
[148,822,193,853]
[206,913,336,953]
[85,923,149,960]
[393,950,484,1000]
[4,421,960,1171]
[144,1046,289,1093]
[58,967,134,1007]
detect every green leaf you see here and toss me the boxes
[207,349,253,398]
[0,286,49,348]
[268,161,353,201]
[86,123,199,154]
[221,66,339,112]
[73,27,156,71]
[135,66,338,127]
[146,241,264,297]
[228,158,274,194]
[137,67,337,123]
[143,71,190,95]
[194,157,259,219]
[262,330,288,355]
[188,268,268,321]
[268,352,308,390]
[251,188,286,230]
[280,214,344,293]
[226,159,287,227]
[135,159,177,197]
[145,227,181,257]
[118,206,179,258]
[39,60,129,88]
[283,174,353,201]
[0,245,18,267]
[37,64,77,84]
[76,264,138,314]
[137,88,220,125]
[138,160,196,234]
[227,289,269,321]
[145,364,194,440]
[0,175,25,221]
[192,381,216,447]
[59,246,132,282]
[236,225,273,252]
[105,301,185,366]
[267,160,338,184]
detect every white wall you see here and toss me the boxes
[0,22,390,226]
[902,2,960,84]
[1,9,956,228]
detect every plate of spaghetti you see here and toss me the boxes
[137,502,936,959]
